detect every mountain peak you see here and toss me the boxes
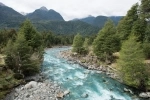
[39,6,48,11]
[0,2,6,6]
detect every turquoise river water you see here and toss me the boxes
[42,47,143,100]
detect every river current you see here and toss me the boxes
[42,47,141,100]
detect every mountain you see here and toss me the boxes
[33,20,99,35]
[26,7,64,21]
[0,3,121,35]
[0,3,25,29]
[0,2,5,6]
[75,16,123,28]
[92,16,108,28]
[20,12,27,16]
[79,15,95,25]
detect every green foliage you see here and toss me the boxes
[117,35,147,90]
[72,33,84,54]
[42,31,74,47]
[143,42,150,59]
[117,4,139,41]
[140,0,150,20]
[131,18,147,42]
[0,29,17,52]
[93,20,120,62]
[144,24,150,42]
[32,20,99,35]
[19,20,43,50]
[5,20,44,76]
[83,38,89,51]
[0,70,21,100]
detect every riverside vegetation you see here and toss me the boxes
[0,0,150,99]
[70,0,150,95]
[0,20,74,99]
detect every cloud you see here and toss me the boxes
[0,0,139,20]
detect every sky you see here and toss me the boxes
[0,0,139,21]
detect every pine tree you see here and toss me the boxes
[72,33,83,54]
[19,19,42,51]
[117,35,147,90]
[131,18,147,42]
[93,19,120,62]
[140,0,150,20]
[117,3,139,41]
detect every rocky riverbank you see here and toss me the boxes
[4,74,69,100]
[59,50,119,80]
[59,49,150,99]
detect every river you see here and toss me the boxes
[42,47,141,100]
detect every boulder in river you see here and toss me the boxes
[124,88,133,94]
[139,92,150,98]
[63,90,70,95]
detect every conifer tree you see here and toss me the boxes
[82,38,89,54]
[117,35,147,90]
[72,33,83,53]
[117,4,139,41]
[93,20,120,62]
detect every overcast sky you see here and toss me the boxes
[0,0,139,21]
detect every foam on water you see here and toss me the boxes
[42,47,140,100]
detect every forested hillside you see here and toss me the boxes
[0,5,25,29]
[33,20,99,35]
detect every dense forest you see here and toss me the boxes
[72,0,150,91]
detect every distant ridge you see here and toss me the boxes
[26,7,64,21]
[0,2,123,35]
[74,15,123,28]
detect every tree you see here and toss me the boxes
[117,3,139,41]
[19,19,42,51]
[83,38,89,51]
[72,33,83,54]
[140,0,150,21]
[93,20,120,62]
[117,35,147,90]
[5,20,44,76]
[131,18,147,42]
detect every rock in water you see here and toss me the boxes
[81,93,88,98]
[139,92,150,98]
[64,90,70,95]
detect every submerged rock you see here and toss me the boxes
[81,93,88,98]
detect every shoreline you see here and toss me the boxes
[59,49,150,99]
[3,68,68,100]
[59,49,119,80]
